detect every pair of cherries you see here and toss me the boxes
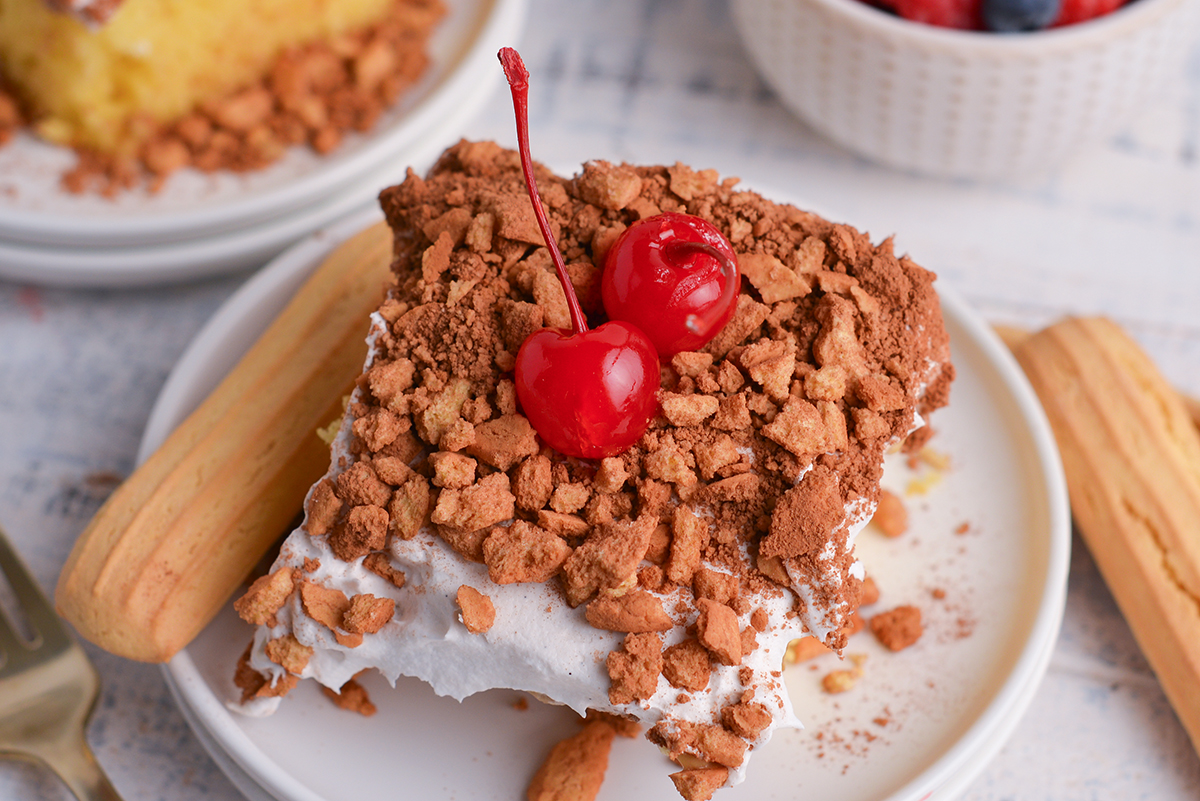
[499,48,740,460]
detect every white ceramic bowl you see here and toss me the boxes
[731,0,1200,180]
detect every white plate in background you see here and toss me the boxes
[142,207,1070,801]
[0,138,420,287]
[0,0,526,286]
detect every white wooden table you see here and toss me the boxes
[2,0,1199,798]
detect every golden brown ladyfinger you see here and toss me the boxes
[56,221,393,662]
[1013,317,1200,756]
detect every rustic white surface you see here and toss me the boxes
[2,0,1199,799]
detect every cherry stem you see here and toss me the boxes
[663,239,740,336]
[499,47,588,335]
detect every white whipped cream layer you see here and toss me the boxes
[238,311,900,785]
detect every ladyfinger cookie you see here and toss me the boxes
[1012,317,1200,756]
[56,221,394,662]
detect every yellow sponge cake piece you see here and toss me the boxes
[0,0,430,154]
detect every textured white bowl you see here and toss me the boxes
[731,0,1200,180]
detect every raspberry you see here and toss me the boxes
[1052,0,1126,26]
[893,0,985,29]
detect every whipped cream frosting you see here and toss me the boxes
[238,313,902,785]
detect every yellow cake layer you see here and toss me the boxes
[0,0,398,153]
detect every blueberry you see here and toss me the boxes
[983,0,1061,31]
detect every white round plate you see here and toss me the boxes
[0,141,415,287]
[0,0,526,286]
[143,206,1070,801]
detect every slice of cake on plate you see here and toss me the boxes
[231,135,953,796]
[0,0,443,190]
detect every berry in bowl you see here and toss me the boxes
[878,0,1129,32]
[731,0,1199,179]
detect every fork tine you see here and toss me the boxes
[0,524,68,653]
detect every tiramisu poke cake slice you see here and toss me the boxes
[0,0,443,191]
[233,49,952,799]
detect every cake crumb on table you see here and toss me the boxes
[321,677,377,716]
[526,720,617,801]
[870,605,924,651]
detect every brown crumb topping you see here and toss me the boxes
[455,584,495,634]
[669,767,729,801]
[233,140,954,798]
[264,633,314,675]
[606,632,664,705]
[648,719,748,769]
[342,593,396,634]
[585,590,673,633]
[233,569,295,627]
[234,643,298,703]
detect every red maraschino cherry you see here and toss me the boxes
[602,212,740,357]
[500,47,660,460]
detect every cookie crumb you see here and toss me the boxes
[456,585,495,633]
[784,636,829,665]
[668,767,729,801]
[695,599,742,666]
[606,632,663,705]
[860,575,880,606]
[870,605,923,651]
[585,590,673,633]
[484,520,573,584]
[234,642,298,702]
[871,489,907,537]
[822,669,858,694]
[821,653,867,694]
[234,569,295,626]
[321,677,377,716]
[342,593,396,634]
[526,720,616,801]
[663,638,713,692]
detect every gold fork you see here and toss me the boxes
[0,524,123,801]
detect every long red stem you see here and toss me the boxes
[499,47,588,335]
